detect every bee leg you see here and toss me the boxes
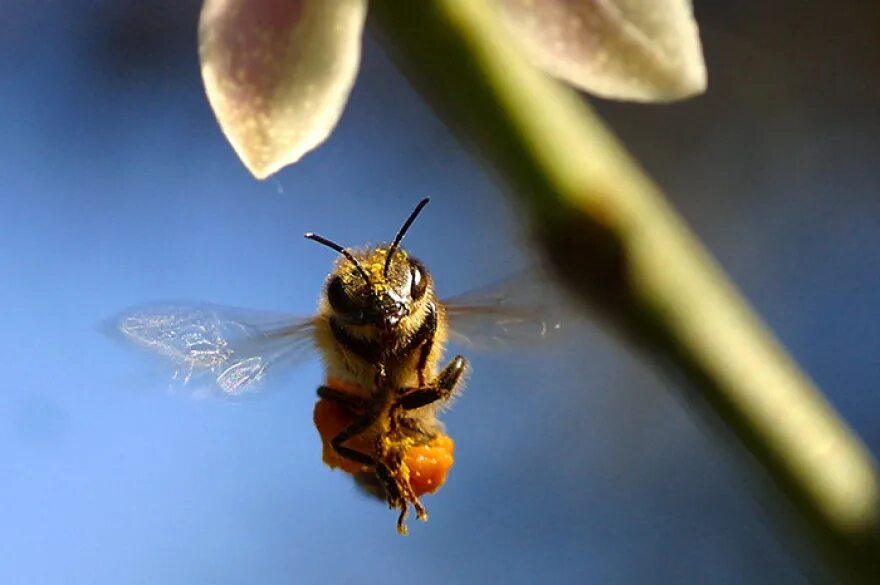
[329,413,379,469]
[379,463,427,535]
[394,355,468,411]
[375,462,410,535]
[316,385,367,412]
[331,416,407,519]
[321,392,399,498]
[375,443,429,534]
[373,462,402,501]
[412,497,428,521]
[396,501,410,535]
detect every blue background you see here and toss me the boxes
[2,1,879,583]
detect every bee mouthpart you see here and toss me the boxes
[383,313,404,330]
[382,303,409,330]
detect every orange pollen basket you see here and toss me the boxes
[312,379,455,497]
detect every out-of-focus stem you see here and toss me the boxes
[370,1,880,581]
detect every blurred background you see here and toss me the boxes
[2,1,879,583]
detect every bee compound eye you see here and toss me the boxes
[410,262,427,299]
[327,276,358,315]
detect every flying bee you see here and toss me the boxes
[113,198,562,534]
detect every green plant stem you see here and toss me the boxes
[370,1,880,581]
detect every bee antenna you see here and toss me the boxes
[304,232,371,284]
[385,197,430,277]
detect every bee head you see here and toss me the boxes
[305,198,432,333]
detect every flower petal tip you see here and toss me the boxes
[497,0,707,103]
[198,0,368,179]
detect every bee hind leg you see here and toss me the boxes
[329,414,400,501]
[378,465,411,536]
[330,419,420,529]
[394,355,468,411]
[378,463,427,535]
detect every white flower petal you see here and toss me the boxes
[199,0,367,179]
[496,0,706,102]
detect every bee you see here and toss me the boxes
[114,198,561,534]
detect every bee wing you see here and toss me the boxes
[442,270,567,350]
[111,302,316,396]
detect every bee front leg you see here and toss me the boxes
[394,355,468,411]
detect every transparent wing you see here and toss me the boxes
[111,302,316,396]
[442,270,568,350]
